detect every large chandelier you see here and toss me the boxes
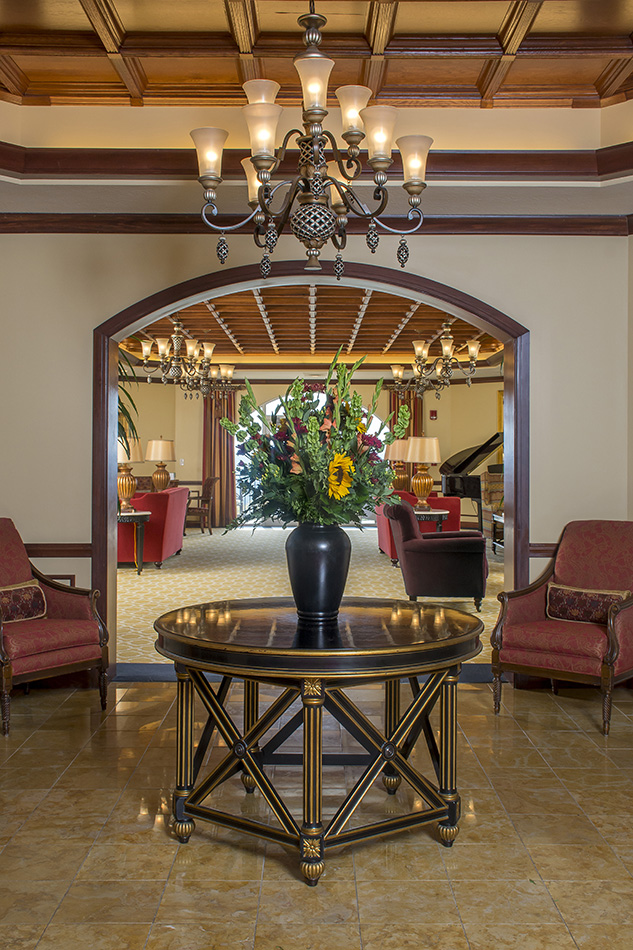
[140,320,239,401]
[190,1,433,279]
[390,322,481,400]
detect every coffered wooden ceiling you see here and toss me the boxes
[120,284,503,372]
[1,1,633,109]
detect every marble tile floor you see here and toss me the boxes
[116,527,505,667]
[1,676,633,949]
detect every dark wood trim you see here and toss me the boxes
[48,575,76,586]
[529,542,557,558]
[25,543,92,558]
[92,332,118,653]
[0,213,626,236]
[5,140,633,183]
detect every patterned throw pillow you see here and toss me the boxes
[0,579,47,623]
[546,583,630,625]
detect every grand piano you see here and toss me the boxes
[440,432,503,532]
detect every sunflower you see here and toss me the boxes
[328,453,355,499]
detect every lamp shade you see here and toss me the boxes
[146,439,175,462]
[359,105,398,161]
[294,53,335,111]
[242,79,280,104]
[406,437,441,465]
[118,439,143,464]
[384,439,409,462]
[335,84,372,134]
[396,134,434,186]
[190,128,229,179]
[241,156,261,205]
[243,102,283,159]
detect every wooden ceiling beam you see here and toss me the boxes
[0,55,28,97]
[595,58,633,100]
[366,1,398,56]
[478,1,543,105]
[224,1,259,54]
[107,54,147,102]
[77,0,125,54]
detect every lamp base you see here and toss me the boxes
[411,464,433,510]
[117,464,137,512]
[391,461,409,493]
[152,462,170,492]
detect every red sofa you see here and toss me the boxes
[376,491,462,564]
[118,486,189,568]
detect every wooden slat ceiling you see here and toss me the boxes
[1,1,633,108]
[120,284,503,371]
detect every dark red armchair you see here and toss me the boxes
[0,518,108,736]
[491,520,633,735]
[384,500,487,611]
[377,491,462,564]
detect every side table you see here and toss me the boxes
[117,509,151,574]
[414,508,449,532]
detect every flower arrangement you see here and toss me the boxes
[221,353,410,528]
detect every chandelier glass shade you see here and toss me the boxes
[391,321,482,400]
[190,1,433,279]
[140,320,239,401]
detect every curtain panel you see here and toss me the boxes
[202,394,237,527]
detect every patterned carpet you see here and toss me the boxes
[116,526,504,669]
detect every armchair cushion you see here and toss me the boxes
[3,618,102,663]
[0,580,47,623]
[546,583,630,625]
[502,618,607,660]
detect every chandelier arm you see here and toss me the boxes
[372,207,424,235]
[271,128,305,169]
[328,181,390,221]
[256,178,300,220]
[201,203,259,233]
[320,131,362,180]
[331,228,347,251]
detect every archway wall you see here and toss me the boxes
[0,230,628,573]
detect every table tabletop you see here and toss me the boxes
[154,596,483,681]
[117,509,151,521]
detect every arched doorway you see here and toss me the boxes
[93,261,528,663]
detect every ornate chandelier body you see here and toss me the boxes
[140,320,238,400]
[190,2,433,279]
[391,322,482,399]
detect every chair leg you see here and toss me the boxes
[602,688,612,736]
[492,671,502,714]
[551,679,559,695]
[1,690,10,736]
[99,668,108,711]
[474,598,482,612]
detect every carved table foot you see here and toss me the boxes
[438,822,459,847]
[174,818,195,843]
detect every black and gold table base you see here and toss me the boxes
[170,664,464,884]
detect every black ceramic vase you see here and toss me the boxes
[285,522,352,624]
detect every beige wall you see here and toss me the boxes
[0,231,629,558]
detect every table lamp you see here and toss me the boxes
[146,438,176,492]
[384,439,410,491]
[406,436,441,510]
[117,438,143,511]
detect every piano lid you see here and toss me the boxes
[439,432,503,476]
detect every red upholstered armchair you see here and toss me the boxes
[0,518,108,736]
[491,520,633,735]
[118,486,189,568]
[384,500,487,611]
[377,491,462,564]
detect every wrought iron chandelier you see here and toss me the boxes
[190,1,433,279]
[140,320,240,401]
[390,322,481,400]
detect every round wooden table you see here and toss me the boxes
[155,596,482,885]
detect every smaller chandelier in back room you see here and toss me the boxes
[190,1,433,279]
[140,320,239,400]
[390,321,482,400]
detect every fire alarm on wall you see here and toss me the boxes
[429,409,438,421]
